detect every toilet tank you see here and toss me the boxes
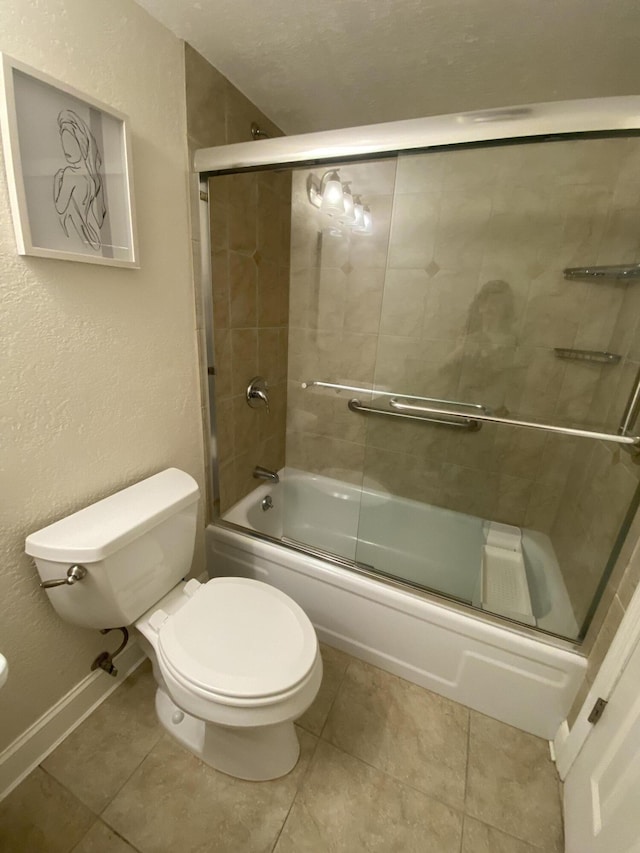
[25,469,200,630]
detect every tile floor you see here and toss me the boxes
[0,645,564,853]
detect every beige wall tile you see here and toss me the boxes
[318,226,349,269]
[214,398,235,462]
[230,329,258,397]
[308,268,347,331]
[257,261,283,327]
[493,473,534,527]
[286,431,366,485]
[388,192,440,269]
[363,445,443,504]
[506,346,567,419]
[229,252,258,328]
[343,268,385,334]
[257,183,283,263]
[379,269,427,336]
[349,195,394,269]
[212,328,232,401]
[396,152,445,194]
[422,271,477,341]
[211,250,230,329]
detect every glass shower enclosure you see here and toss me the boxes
[200,101,640,646]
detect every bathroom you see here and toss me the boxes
[1,0,640,851]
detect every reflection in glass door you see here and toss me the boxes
[283,158,399,559]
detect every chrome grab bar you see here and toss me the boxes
[564,264,640,280]
[348,398,481,431]
[388,399,640,447]
[302,380,490,414]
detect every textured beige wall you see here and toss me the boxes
[0,1,204,752]
[134,0,640,135]
[184,45,291,515]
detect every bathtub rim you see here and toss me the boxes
[211,516,583,655]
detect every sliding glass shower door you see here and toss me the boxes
[351,137,640,640]
[283,136,640,641]
[210,128,640,644]
[283,158,399,558]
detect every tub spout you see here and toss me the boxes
[253,466,279,484]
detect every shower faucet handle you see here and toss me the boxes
[246,376,270,413]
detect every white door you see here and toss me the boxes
[564,635,640,853]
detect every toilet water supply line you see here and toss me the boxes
[91,627,129,677]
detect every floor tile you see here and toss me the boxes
[296,643,351,736]
[462,816,540,853]
[103,729,317,853]
[72,821,138,852]
[323,658,469,808]
[466,711,563,852]
[273,739,463,853]
[0,767,94,853]
[43,662,163,813]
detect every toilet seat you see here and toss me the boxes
[140,577,321,723]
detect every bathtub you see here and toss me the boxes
[207,468,586,739]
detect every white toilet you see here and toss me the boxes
[25,468,322,781]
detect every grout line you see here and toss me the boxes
[316,657,352,741]
[269,729,322,853]
[107,823,144,853]
[320,737,465,819]
[38,764,99,818]
[96,729,165,818]
[463,806,562,852]
[462,708,472,807]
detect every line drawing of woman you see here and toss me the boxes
[53,109,107,251]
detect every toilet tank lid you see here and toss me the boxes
[25,468,199,563]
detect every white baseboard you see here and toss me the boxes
[0,641,145,801]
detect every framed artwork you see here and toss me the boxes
[0,54,139,267]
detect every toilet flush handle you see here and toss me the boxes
[40,565,87,589]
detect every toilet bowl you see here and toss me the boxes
[25,468,322,781]
[136,575,323,780]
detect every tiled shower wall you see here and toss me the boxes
[286,138,640,629]
[184,44,291,514]
[210,170,291,513]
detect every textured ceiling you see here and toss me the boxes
[136,0,640,134]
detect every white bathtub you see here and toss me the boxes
[207,469,586,739]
